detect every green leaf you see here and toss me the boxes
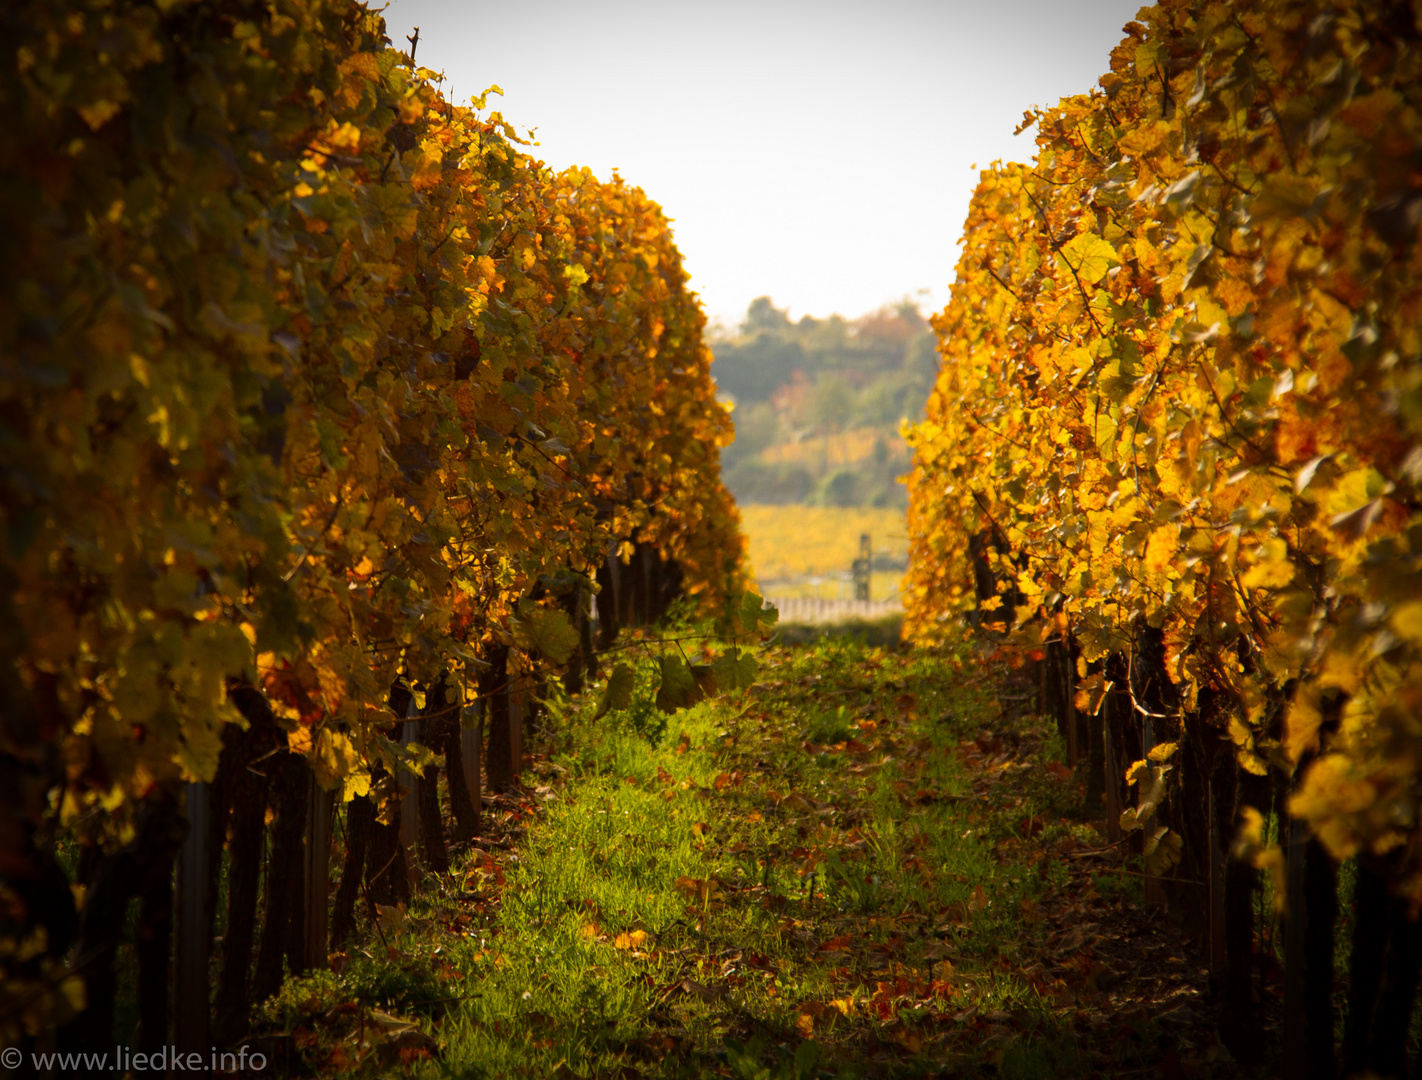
[401,741,442,780]
[793,1039,821,1080]
[594,663,635,720]
[710,646,758,693]
[655,655,704,714]
[1058,233,1118,285]
[691,663,718,698]
[1133,40,1162,78]
[745,591,778,628]
[511,603,580,665]
[725,591,778,638]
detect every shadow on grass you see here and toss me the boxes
[774,616,902,649]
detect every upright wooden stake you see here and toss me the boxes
[1343,862,1391,1075]
[135,851,174,1058]
[1102,696,1123,841]
[439,673,479,843]
[580,585,596,683]
[462,699,482,828]
[330,795,371,951]
[607,545,622,627]
[1037,653,1047,723]
[1299,850,1337,1072]
[397,697,421,895]
[1141,711,1165,906]
[1207,775,1227,979]
[483,646,520,793]
[174,781,210,1059]
[563,587,587,696]
[1281,816,1340,1080]
[1085,707,1105,816]
[58,801,185,1058]
[304,778,333,970]
[595,545,622,650]
[628,543,640,625]
[509,677,524,780]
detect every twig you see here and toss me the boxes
[983,263,1025,304]
[1092,864,1205,888]
[283,494,344,581]
[1125,645,1177,722]
[1129,350,1169,499]
[1022,185,1105,337]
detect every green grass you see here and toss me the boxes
[773,616,902,649]
[261,629,1167,1077]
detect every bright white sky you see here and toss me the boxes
[382,0,1142,328]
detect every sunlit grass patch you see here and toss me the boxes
[430,636,1053,1076]
[264,627,1128,1078]
[437,700,741,1076]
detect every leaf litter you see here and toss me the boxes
[258,634,1251,1078]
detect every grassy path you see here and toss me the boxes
[265,635,1238,1078]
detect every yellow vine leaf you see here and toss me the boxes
[1058,233,1117,285]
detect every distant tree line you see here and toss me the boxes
[713,298,937,507]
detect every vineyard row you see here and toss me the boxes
[904,0,1420,1072]
[1,0,751,1056]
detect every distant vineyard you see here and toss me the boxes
[741,505,907,602]
[759,426,907,469]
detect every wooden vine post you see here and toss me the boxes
[509,676,525,784]
[461,699,482,832]
[1139,709,1164,907]
[174,780,210,1056]
[304,778,334,970]
[397,699,421,895]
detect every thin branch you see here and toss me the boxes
[1199,149,1257,198]
[1194,355,1273,465]
[983,263,1025,304]
[1125,644,1177,722]
[965,409,1032,453]
[1022,186,1105,337]
[1230,17,1298,172]
[284,494,344,581]
[1129,346,1172,498]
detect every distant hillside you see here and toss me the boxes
[711,298,936,507]
[739,505,908,602]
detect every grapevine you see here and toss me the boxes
[0,0,746,1042]
[908,0,1420,891]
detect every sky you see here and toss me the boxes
[382,0,1143,329]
